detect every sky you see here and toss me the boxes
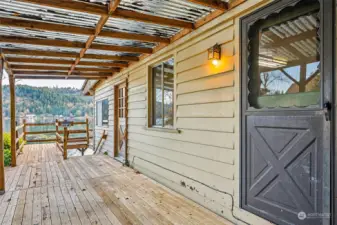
[2,70,86,89]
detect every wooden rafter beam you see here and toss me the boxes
[17,0,193,28]
[0,17,170,44]
[15,75,107,80]
[13,71,112,76]
[0,36,152,54]
[11,65,120,73]
[7,58,129,68]
[1,49,139,62]
[186,0,228,11]
[67,0,122,77]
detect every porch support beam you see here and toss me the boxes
[7,58,129,68]
[186,0,228,11]
[0,36,153,54]
[0,17,169,44]
[14,75,108,80]
[17,0,193,29]
[13,71,112,76]
[9,74,16,167]
[11,65,120,73]
[1,49,139,62]
[0,51,5,194]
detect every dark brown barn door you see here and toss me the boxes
[114,82,127,162]
[240,0,335,225]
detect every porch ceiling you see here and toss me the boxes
[0,0,244,80]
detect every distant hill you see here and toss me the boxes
[2,85,93,117]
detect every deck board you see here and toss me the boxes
[1,144,233,225]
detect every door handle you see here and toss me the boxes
[323,101,332,121]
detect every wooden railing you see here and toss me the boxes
[55,119,91,160]
[24,121,57,143]
[18,119,92,160]
[15,121,26,155]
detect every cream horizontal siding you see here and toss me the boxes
[93,1,273,224]
[94,83,114,156]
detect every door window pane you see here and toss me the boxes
[152,58,174,127]
[250,9,320,108]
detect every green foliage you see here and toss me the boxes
[3,133,10,150]
[4,149,11,167]
[3,85,93,117]
[3,132,24,166]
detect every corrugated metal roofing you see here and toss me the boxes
[103,18,180,38]
[1,0,100,28]
[0,27,89,43]
[0,0,237,81]
[0,43,81,53]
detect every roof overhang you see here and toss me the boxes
[0,0,246,95]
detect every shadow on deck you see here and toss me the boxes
[1,144,232,225]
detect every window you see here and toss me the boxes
[151,58,174,128]
[247,5,320,109]
[96,99,109,126]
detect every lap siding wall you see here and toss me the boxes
[94,1,273,224]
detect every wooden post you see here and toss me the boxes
[9,75,16,167]
[23,119,26,142]
[15,121,19,152]
[63,127,68,160]
[299,64,307,92]
[85,118,89,146]
[0,55,5,194]
[55,119,59,144]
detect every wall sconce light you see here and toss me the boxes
[208,44,221,66]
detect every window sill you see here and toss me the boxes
[143,126,181,134]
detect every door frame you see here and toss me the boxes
[239,0,336,224]
[113,78,129,166]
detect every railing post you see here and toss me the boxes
[9,75,16,167]
[23,119,26,142]
[0,56,5,194]
[63,127,68,160]
[15,121,19,152]
[55,119,59,144]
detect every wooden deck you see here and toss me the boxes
[0,144,232,225]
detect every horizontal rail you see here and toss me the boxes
[26,139,57,143]
[25,123,55,126]
[59,144,89,150]
[25,130,56,135]
[68,130,87,134]
[26,129,93,135]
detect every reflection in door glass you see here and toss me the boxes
[255,10,320,108]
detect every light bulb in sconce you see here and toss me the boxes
[212,59,219,66]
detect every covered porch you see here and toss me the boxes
[0,143,231,225]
